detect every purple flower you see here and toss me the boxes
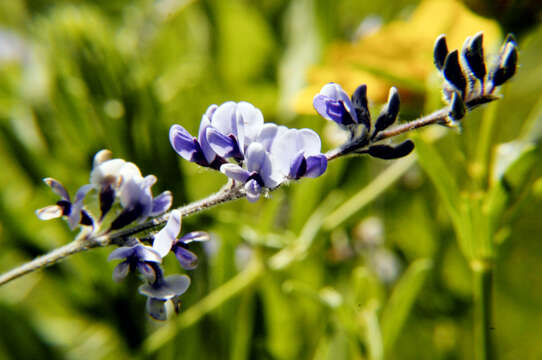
[152,210,210,269]
[169,105,226,169]
[313,83,372,131]
[313,83,358,127]
[204,101,264,160]
[108,244,162,283]
[109,163,172,231]
[36,178,93,230]
[271,128,328,179]
[139,266,191,320]
[221,141,284,202]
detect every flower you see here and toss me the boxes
[108,163,172,231]
[108,243,162,283]
[169,105,226,169]
[171,101,328,202]
[313,82,360,128]
[89,150,172,227]
[138,266,191,320]
[271,128,328,180]
[205,101,264,160]
[36,178,93,230]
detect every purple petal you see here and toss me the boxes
[304,154,327,178]
[245,179,261,202]
[209,101,239,138]
[220,163,250,182]
[90,158,125,188]
[150,191,172,217]
[320,83,356,116]
[146,298,168,321]
[204,104,218,119]
[67,184,93,230]
[245,142,267,173]
[289,152,307,179]
[164,274,191,296]
[153,210,181,258]
[236,101,264,146]
[119,177,153,218]
[198,117,217,164]
[134,245,163,263]
[169,124,199,161]
[138,274,191,300]
[297,128,322,155]
[136,262,157,283]
[257,123,287,151]
[108,246,137,261]
[43,178,70,201]
[112,261,130,282]
[36,205,63,220]
[206,127,238,158]
[173,246,199,270]
[313,83,358,126]
[179,231,210,244]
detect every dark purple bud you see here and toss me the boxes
[368,140,414,160]
[443,50,467,97]
[463,32,486,81]
[351,84,371,129]
[99,184,115,220]
[491,42,518,87]
[433,34,448,71]
[374,87,400,134]
[449,91,466,120]
[109,203,145,231]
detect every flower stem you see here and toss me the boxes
[472,260,494,360]
[0,236,88,286]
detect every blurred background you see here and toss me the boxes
[0,0,541,359]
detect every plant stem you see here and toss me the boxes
[472,261,494,360]
[0,93,499,287]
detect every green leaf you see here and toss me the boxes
[381,258,433,355]
[414,134,462,225]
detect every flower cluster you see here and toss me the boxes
[36,150,200,320]
[108,210,209,320]
[37,150,173,233]
[170,101,328,202]
[312,32,518,158]
[313,83,414,160]
[433,32,518,125]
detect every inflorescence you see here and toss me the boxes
[32,32,518,320]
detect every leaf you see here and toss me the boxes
[381,258,433,355]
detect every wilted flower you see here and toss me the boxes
[36,178,93,230]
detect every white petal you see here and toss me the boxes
[220,163,250,182]
[36,205,63,220]
[153,210,182,258]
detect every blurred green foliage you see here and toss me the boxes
[0,0,541,359]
